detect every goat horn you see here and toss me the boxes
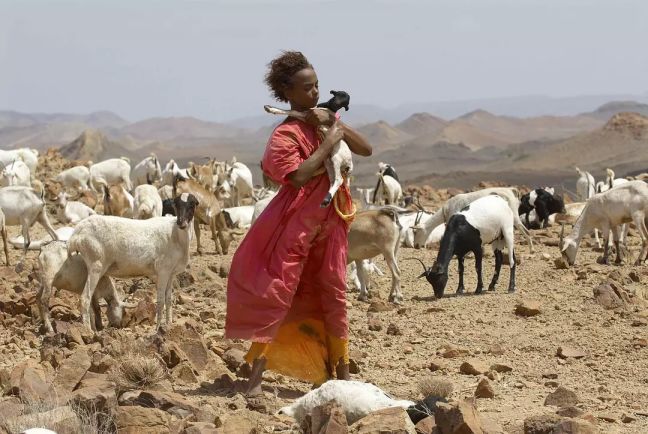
[405,257,428,276]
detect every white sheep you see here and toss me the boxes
[67,193,199,330]
[133,184,163,219]
[278,380,414,425]
[55,165,91,191]
[412,187,533,253]
[560,180,648,266]
[0,160,31,187]
[37,241,124,333]
[0,186,58,252]
[89,158,132,192]
[54,192,96,224]
[132,153,163,187]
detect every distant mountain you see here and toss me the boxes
[0,110,128,130]
[121,117,245,144]
[356,121,412,152]
[395,113,447,137]
[59,129,137,162]
[585,100,648,120]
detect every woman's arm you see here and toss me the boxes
[339,121,372,156]
[286,123,344,189]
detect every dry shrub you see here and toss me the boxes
[418,376,454,399]
[109,352,167,393]
[1,393,115,434]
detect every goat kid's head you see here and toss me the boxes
[412,225,427,249]
[174,193,199,229]
[558,223,578,266]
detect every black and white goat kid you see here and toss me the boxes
[519,188,565,229]
[414,195,517,298]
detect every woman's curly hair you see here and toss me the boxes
[264,51,313,102]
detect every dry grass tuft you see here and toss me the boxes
[418,376,454,399]
[109,352,167,393]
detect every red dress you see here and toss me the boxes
[225,117,349,384]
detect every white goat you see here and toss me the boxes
[0,148,38,174]
[89,158,132,192]
[37,241,124,333]
[348,259,384,291]
[225,159,254,206]
[278,380,414,425]
[251,190,278,225]
[575,167,595,202]
[67,193,198,330]
[0,186,58,252]
[161,159,190,187]
[560,180,648,266]
[54,192,96,224]
[222,205,254,229]
[356,187,377,209]
[133,184,163,219]
[9,227,75,250]
[374,173,402,206]
[55,165,91,191]
[596,168,629,193]
[264,101,352,208]
[412,187,533,253]
[0,160,31,187]
[132,153,163,187]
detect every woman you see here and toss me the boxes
[225,51,372,403]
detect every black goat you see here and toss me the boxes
[519,189,566,229]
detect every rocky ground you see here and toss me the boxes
[0,152,647,433]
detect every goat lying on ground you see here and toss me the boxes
[415,195,517,298]
[560,180,648,266]
[265,90,352,208]
[38,241,124,333]
[68,193,199,330]
[9,227,75,250]
[54,192,96,224]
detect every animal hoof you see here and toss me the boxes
[596,256,608,265]
[475,287,484,295]
[357,294,368,302]
[456,287,465,295]
[508,287,517,293]
[320,194,332,208]
[487,285,496,292]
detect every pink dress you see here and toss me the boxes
[225,117,349,384]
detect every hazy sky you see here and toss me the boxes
[1,0,646,122]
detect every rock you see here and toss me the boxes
[487,344,505,356]
[628,270,641,283]
[557,346,587,359]
[545,387,579,407]
[552,418,598,433]
[125,297,157,326]
[171,361,199,384]
[166,319,229,379]
[176,271,195,288]
[386,323,402,336]
[442,349,463,359]
[542,373,558,379]
[215,410,260,434]
[65,324,91,346]
[133,390,201,416]
[310,400,348,434]
[350,406,415,433]
[349,358,361,375]
[222,348,246,372]
[596,413,617,423]
[593,281,632,310]
[523,414,563,434]
[0,397,24,420]
[70,380,117,413]
[621,413,636,423]
[52,347,92,394]
[116,406,171,434]
[415,416,437,434]
[481,418,505,434]
[475,378,495,399]
[460,360,489,375]
[5,405,81,434]
[489,363,512,373]
[368,318,383,331]
[8,359,50,401]
[556,406,585,418]
[434,400,483,434]
[184,421,219,433]
[554,258,569,269]
[515,300,542,317]
[429,361,445,372]
[368,300,394,313]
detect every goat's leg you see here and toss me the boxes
[488,249,503,291]
[194,218,203,255]
[524,212,530,228]
[456,257,465,294]
[508,249,517,293]
[81,262,103,330]
[612,226,623,265]
[37,207,59,241]
[91,296,103,331]
[321,157,344,208]
[385,250,402,304]
[1,225,9,266]
[600,223,611,265]
[164,274,175,326]
[474,248,484,294]
[156,270,173,332]
[356,260,369,301]
[37,279,54,334]
[633,213,648,265]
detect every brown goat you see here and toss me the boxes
[173,176,241,254]
[102,184,134,217]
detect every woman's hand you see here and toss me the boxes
[305,108,336,127]
[321,122,344,150]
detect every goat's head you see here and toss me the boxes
[559,223,577,266]
[550,194,567,214]
[411,257,447,298]
[174,193,199,230]
[411,225,427,249]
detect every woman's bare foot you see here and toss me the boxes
[245,357,266,396]
[336,360,350,381]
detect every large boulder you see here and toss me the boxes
[52,347,92,395]
[350,406,416,434]
[115,406,172,434]
[434,400,483,434]
[8,359,50,401]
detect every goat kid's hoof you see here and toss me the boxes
[320,193,333,208]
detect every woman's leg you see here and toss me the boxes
[245,357,267,396]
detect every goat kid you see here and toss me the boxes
[89,158,132,192]
[519,188,565,228]
[132,153,163,187]
[133,184,163,219]
[264,90,352,208]
[416,195,517,298]
[103,184,134,218]
[54,192,96,224]
[0,160,31,187]
[55,165,91,191]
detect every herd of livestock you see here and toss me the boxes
[0,146,646,337]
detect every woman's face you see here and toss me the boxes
[284,68,319,110]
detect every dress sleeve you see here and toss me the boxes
[262,127,303,185]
